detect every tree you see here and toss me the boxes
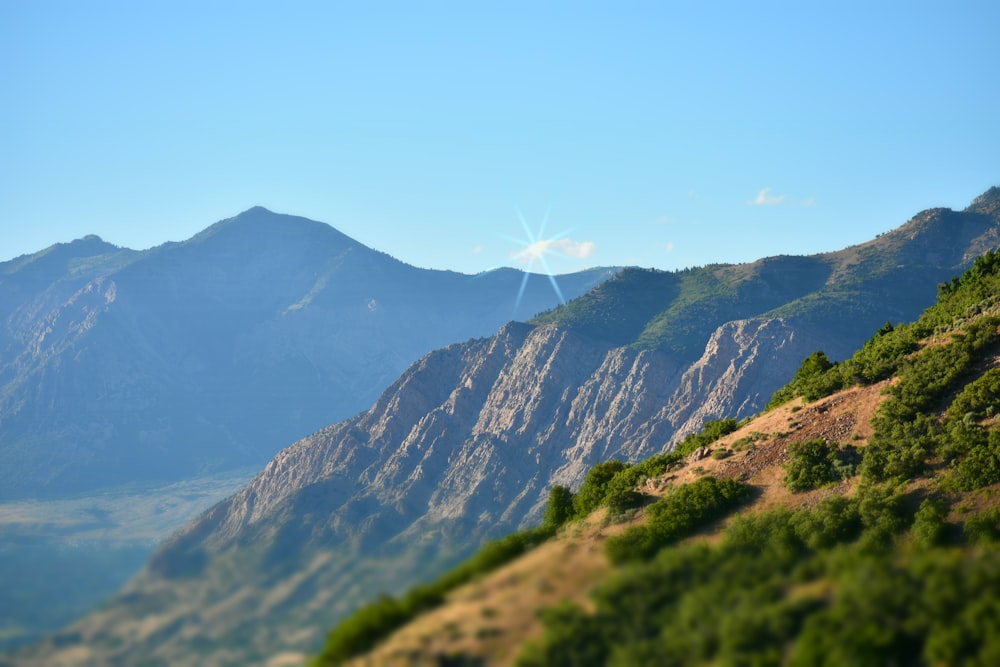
[543,485,575,530]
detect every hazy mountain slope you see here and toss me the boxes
[0,208,611,651]
[0,207,613,500]
[15,188,1000,667]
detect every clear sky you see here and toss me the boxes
[2,1,998,275]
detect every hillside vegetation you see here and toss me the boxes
[319,247,1000,666]
[17,190,1000,667]
[532,192,1000,362]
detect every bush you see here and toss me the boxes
[573,461,628,517]
[790,496,862,550]
[964,508,1000,545]
[862,413,941,483]
[855,483,911,550]
[949,429,1000,491]
[912,496,949,548]
[768,351,842,408]
[542,485,575,531]
[674,418,741,457]
[313,595,410,665]
[522,476,1000,667]
[606,477,750,564]
[515,601,608,667]
[783,440,860,492]
[947,368,1000,422]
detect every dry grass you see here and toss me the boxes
[349,510,634,667]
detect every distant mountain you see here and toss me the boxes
[0,207,614,500]
[19,188,999,666]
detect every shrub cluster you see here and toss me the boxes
[519,487,1000,667]
[605,477,751,564]
[769,249,1000,410]
[861,315,1000,486]
[673,417,742,456]
[783,439,860,492]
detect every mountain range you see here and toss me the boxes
[11,187,999,666]
[0,208,613,649]
[0,207,613,500]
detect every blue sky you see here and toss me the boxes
[2,1,998,274]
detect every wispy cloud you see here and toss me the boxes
[751,188,786,206]
[512,238,596,265]
[472,245,483,254]
[664,241,675,253]
[801,197,816,207]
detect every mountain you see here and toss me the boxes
[0,207,614,500]
[320,242,1000,666]
[0,207,613,650]
[12,187,1000,666]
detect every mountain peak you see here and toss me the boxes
[966,186,1000,216]
[232,205,276,218]
[188,207,359,253]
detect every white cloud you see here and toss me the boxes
[512,238,596,265]
[664,242,675,253]
[752,188,786,206]
[472,245,482,254]
[801,197,816,207]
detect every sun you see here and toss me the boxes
[478,207,596,312]
[500,207,576,310]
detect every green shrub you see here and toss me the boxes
[783,440,860,492]
[768,350,842,408]
[855,483,911,550]
[947,368,1000,422]
[521,477,1000,667]
[515,601,608,667]
[313,595,410,665]
[964,508,1000,545]
[542,485,575,531]
[862,413,942,483]
[789,496,862,550]
[911,496,949,548]
[606,477,750,564]
[949,429,1000,491]
[573,460,628,517]
[600,473,646,516]
[673,418,741,457]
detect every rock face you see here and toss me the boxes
[14,189,1000,666]
[665,318,857,438]
[0,207,614,500]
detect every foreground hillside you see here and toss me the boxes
[321,249,1000,666]
[12,188,1000,666]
